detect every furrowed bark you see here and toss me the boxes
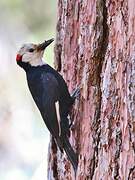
[48,0,135,179]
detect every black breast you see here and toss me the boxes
[26,67,45,110]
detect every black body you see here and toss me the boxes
[17,61,78,172]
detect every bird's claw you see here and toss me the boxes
[71,85,81,100]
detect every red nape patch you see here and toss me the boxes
[16,54,22,61]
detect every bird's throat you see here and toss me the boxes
[29,58,46,67]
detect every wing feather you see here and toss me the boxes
[37,72,61,139]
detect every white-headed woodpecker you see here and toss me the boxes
[16,39,79,173]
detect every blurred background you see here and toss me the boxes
[0,1,57,180]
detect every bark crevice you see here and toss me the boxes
[113,127,122,179]
[90,0,109,179]
[128,165,135,180]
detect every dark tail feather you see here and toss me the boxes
[62,135,78,174]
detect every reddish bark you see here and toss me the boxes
[48,0,135,179]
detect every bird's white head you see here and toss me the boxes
[16,38,54,67]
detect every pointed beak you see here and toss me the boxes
[37,38,54,51]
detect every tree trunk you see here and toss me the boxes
[48,0,135,179]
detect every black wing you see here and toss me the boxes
[29,72,61,140]
[40,72,61,139]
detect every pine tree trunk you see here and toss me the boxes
[48,0,135,179]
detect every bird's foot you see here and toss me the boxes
[71,85,81,100]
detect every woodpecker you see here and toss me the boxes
[16,38,79,173]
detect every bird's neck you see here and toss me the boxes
[17,58,47,72]
[29,58,46,67]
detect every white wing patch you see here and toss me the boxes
[55,101,61,136]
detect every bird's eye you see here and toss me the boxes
[29,48,34,52]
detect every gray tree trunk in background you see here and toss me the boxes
[48,0,135,179]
